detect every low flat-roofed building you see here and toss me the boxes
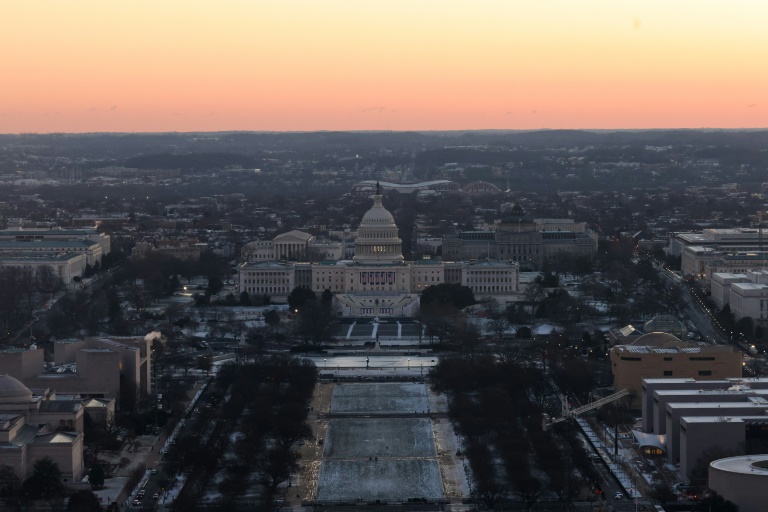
[460,259,519,301]
[0,251,87,284]
[650,388,768,435]
[711,273,749,309]
[671,228,768,258]
[703,254,768,284]
[237,261,296,303]
[0,336,152,409]
[0,239,101,266]
[639,377,768,478]
[640,378,768,433]
[0,228,110,256]
[681,245,721,278]
[679,415,756,479]
[666,400,768,464]
[611,333,742,398]
[0,348,44,379]
[730,282,768,323]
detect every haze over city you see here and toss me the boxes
[2,0,767,133]
[2,2,768,512]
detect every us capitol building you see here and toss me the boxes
[237,186,520,317]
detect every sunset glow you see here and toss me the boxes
[2,0,766,132]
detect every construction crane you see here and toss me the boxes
[542,389,629,430]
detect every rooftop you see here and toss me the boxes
[710,454,768,475]
[0,240,97,249]
[39,400,81,414]
[34,432,80,444]
[0,251,84,262]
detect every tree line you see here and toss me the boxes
[171,356,317,511]
[431,355,603,510]
[0,265,63,342]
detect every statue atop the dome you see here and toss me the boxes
[376,181,381,195]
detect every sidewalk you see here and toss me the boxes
[91,432,162,506]
[90,380,205,507]
[576,417,642,498]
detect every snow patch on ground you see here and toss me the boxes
[433,417,470,499]
[316,460,444,502]
[324,418,435,459]
[330,382,429,414]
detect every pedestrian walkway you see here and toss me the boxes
[576,417,641,499]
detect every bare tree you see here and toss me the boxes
[254,447,296,504]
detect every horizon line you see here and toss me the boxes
[2,127,768,136]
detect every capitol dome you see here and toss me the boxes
[353,185,404,262]
[360,200,397,226]
[0,374,32,402]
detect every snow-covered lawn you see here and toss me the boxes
[324,418,436,459]
[330,382,429,414]
[316,459,444,502]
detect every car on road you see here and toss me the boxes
[614,492,624,500]
[153,492,160,500]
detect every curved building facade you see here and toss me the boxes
[710,455,768,512]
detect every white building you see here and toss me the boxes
[708,270,768,323]
[241,230,343,262]
[0,228,111,257]
[670,228,768,257]
[236,186,520,316]
[711,273,749,309]
[0,252,87,284]
[461,260,520,299]
[730,282,768,323]
[238,261,296,299]
[0,239,102,266]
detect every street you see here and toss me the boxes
[659,268,723,345]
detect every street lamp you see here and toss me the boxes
[407,358,410,370]
[323,358,327,369]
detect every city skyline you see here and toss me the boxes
[1,0,767,133]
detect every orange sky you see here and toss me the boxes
[1,1,766,132]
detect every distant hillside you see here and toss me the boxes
[124,152,259,171]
